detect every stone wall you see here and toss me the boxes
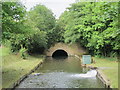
[46,43,87,56]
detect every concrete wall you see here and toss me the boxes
[46,43,87,56]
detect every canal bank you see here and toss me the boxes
[16,56,104,88]
[91,57,118,88]
[2,51,46,89]
[2,52,117,89]
[75,55,118,89]
[9,57,45,89]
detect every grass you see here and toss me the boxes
[1,47,44,88]
[0,47,10,57]
[90,57,118,88]
[1,47,119,88]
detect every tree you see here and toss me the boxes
[2,2,26,38]
[2,2,49,53]
[26,4,56,47]
[59,2,119,57]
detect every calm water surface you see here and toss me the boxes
[17,57,104,88]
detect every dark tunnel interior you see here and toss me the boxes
[52,50,68,58]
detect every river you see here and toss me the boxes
[16,57,104,88]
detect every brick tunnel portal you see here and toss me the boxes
[46,43,86,57]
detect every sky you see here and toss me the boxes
[21,0,76,19]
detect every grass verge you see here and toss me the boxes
[1,47,44,88]
[90,57,118,88]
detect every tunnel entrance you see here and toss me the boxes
[52,50,68,58]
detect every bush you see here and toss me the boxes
[19,47,27,59]
[10,34,28,52]
[27,30,48,53]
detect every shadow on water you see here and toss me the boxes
[16,56,104,88]
[52,56,68,60]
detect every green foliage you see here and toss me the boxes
[28,4,55,31]
[2,2,26,37]
[3,39,11,48]
[59,2,119,57]
[10,34,28,52]
[27,30,48,53]
[19,46,27,59]
[26,4,56,47]
[3,1,119,57]
[2,2,55,54]
[2,2,29,53]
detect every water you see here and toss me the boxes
[71,70,97,78]
[17,57,104,88]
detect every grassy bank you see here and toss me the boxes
[1,47,44,88]
[91,57,118,88]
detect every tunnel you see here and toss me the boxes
[52,49,68,58]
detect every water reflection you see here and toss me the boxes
[52,56,68,60]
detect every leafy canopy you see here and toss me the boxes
[58,2,119,57]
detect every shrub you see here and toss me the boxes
[19,47,27,59]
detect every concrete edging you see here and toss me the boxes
[87,66,111,89]
[75,55,111,89]
[96,69,111,89]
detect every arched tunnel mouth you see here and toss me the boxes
[52,49,68,59]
